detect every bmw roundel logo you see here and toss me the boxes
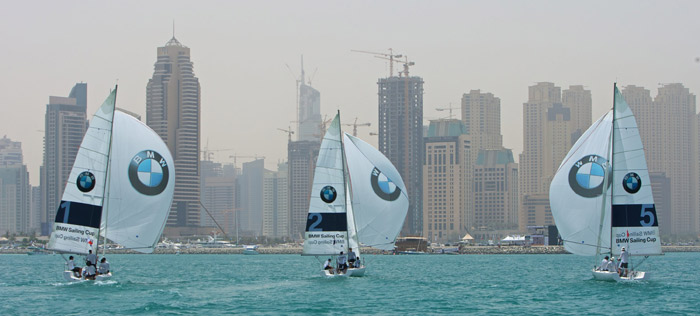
[76,171,96,193]
[568,155,610,198]
[371,167,401,201]
[320,186,337,203]
[128,150,169,196]
[622,172,641,194]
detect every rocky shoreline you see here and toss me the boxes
[4,245,699,255]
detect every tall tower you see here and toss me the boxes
[462,89,502,153]
[562,85,592,144]
[146,36,201,227]
[378,75,424,236]
[297,58,322,141]
[0,136,31,234]
[41,83,87,235]
[625,84,697,235]
[287,140,319,239]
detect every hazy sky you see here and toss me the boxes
[2,1,700,185]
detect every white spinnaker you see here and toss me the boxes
[303,114,348,256]
[343,133,409,251]
[48,89,116,255]
[611,86,661,256]
[102,111,174,253]
[549,111,613,256]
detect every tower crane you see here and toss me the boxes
[320,115,333,138]
[228,154,265,169]
[373,55,415,78]
[343,117,371,137]
[351,48,404,77]
[435,103,460,120]
[200,148,235,161]
[277,126,295,141]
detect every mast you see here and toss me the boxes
[610,83,616,257]
[100,85,118,257]
[594,83,615,263]
[337,110,351,248]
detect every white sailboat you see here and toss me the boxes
[303,112,409,278]
[550,83,662,282]
[47,87,175,282]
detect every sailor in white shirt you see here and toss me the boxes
[98,257,110,274]
[600,256,610,271]
[86,250,97,267]
[66,256,82,277]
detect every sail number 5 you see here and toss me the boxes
[640,205,655,227]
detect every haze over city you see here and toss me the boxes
[2,0,700,185]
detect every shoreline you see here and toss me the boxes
[5,245,699,255]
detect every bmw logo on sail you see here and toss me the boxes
[320,186,337,203]
[568,155,610,198]
[371,167,401,201]
[622,172,641,194]
[128,150,169,196]
[76,171,96,193]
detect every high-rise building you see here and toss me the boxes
[238,159,265,236]
[462,90,502,155]
[473,149,519,231]
[378,75,424,236]
[200,160,236,234]
[41,83,87,235]
[0,136,31,234]
[146,36,201,227]
[287,140,319,239]
[649,172,672,236]
[262,162,289,238]
[422,119,472,243]
[624,84,698,235]
[519,83,590,231]
[297,61,322,142]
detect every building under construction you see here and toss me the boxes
[377,75,424,236]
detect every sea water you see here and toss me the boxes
[1,252,698,315]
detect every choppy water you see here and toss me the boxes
[1,252,698,315]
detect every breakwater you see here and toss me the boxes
[4,245,699,255]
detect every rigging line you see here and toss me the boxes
[198,200,230,241]
[562,239,611,250]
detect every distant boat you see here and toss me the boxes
[243,245,259,255]
[550,83,662,282]
[46,86,175,282]
[26,246,53,255]
[302,112,409,277]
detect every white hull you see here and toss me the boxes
[348,266,366,277]
[243,250,259,255]
[321,269,350,278]
[592,269,647,282]
[63,270,112,282]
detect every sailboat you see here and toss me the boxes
[303,112,409,278]
[550,83,662,282]
[47,87,175,281]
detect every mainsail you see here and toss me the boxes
[343,133,409,250]
[302,114,348,255]
[48,89,116,255]
[101,111,175,253]
[610,86,661,256]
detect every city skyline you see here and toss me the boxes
[3,1,700,187]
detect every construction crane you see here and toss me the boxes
[343,117,371,137]
[351,48,404,77]
[277,126,295,141]
[319,115,333,137]
[374,55,415,78]
[229,154,265,169]
[435,103,460,120]
[200,148,235,161]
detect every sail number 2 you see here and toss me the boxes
[308,213,323,231]
[640,204,655,227]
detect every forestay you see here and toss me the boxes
[610,86,661,256]
[343,133,409,251]
[303,114,348,256]
[101,111,175,253]
[48,89,116,255]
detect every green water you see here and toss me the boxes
[1,252,698,315]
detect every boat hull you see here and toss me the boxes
[592,269,648,282]
[63,271,112,282]
[321,269,349,278]
[348,266,366,277]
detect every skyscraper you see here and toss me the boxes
[519,83,590,231]
[462,90,502,154]
[200,160,236,233]
[422,119,472,243]
[238,159,265,236]
[262,162,289,238]
[287,140,319,239]
[41,83,87,235]
[624,84,698,235]
[378,75,424,236]
[473,149,518,230]
[297,59,322,142]
[0,136,31,234]
[147,36,201,227]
